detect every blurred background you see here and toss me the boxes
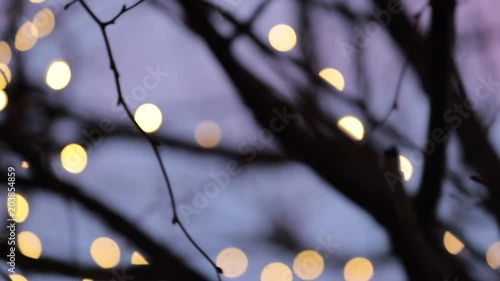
[0,0,500,280]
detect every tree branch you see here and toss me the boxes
[369,0,500,227]
[72,1,223,279]
[0,125,209,281]
[414,0,456,231]
[174,2,466,280]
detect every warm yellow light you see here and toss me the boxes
[46,60,72,90]
[22,161,29,169]
[0,41,11,65]
[9,274,28,281]
[19,231,42,259]
[268,24,297,52]
[486,241,500,269]
[61,143,88,174]
[131,251,149,265]
[15,21,38,51]
[33,8,56,38]
[195,120,222,149]
[319,68,345,91]
[90,237,121,269]
[261,262,293,281]
[338,116,365,141]
[134,103,163,133]
[443,231,464,255]
[216,247,248,278]
[0,90,8,111]
[293,250,324,280]
[30,0,46,3]
[0,63,12,90]
[398,155,413,181]
[83,279,93,281]
[343,257,374,281]
[7,194,30,223]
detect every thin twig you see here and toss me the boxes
[247,0,272,23]
[104,0,147,26]
[70,1,222,279]
[364,5,429,141]
[365,61,408,141]
[0,68,8,84]
[205,0,359,104]
[64,0,78,10]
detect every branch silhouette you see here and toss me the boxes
[67,1,223,280]
[1,0,498,280]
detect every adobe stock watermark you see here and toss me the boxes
[384,74,500,190]
[51,65,169,181]
[294,235,341,279]
[339,0,405,63]
[178,106,299,224]
[6,167,17,274]
[316,236,341,260]
[310,235,341,260]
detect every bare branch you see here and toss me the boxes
[365,61,408,141]
[73,1,223,279]
[174,2,465,280]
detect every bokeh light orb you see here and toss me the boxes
[268,24,297,52]
[33,8,56,38]
[261,262,293,281]
[90,237,121,269]
[0,63,12,90]
[319,68,345,91]
[0,41,12,65]
[7,194,30,223]
[46,60,72,90]
[195,120,222,149]
[9,274,28,281]
[0,90,8,111]
[15,21,38,51]
[398,155,413,181]
[134,103,163,133]
[60,143,88,174]
[443,231,464,255]
[486,241,500,269]
[216,247,249,278]
[343,257,374,281]
[293,250,324,280]
[131,251,149,265]
[18,231,42,259]
[338,116,365,141]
